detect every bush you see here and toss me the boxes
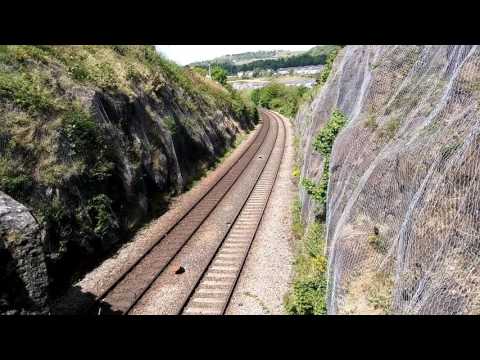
[250,82,306,118]
[313,110,347,156]
[93,63,118,89]
[211,65,228,85]
[61,106,98,157]
[285,221,328,315]
[0,71,57,114]
[68,62,90,82]
[303,110,347,206]
[85,194,119,238]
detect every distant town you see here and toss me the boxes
[228,65,324,90]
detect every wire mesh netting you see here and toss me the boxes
[296,45,480,314]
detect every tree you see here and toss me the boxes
[211,66,228,85]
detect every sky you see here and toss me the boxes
[155,45,316,65]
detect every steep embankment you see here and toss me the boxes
[296,45,480,314]
[0,45,257,313]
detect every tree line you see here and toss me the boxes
[195,53,328,75]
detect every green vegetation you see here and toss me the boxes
[0,45,260,298]
[292,165,301,178]
[250,81,308,118]
[0,71,59,114]
[285,214,328,315]
[306,159,330,202]
[300,110,347,206]
[379,117,401,140]
[291,197,304,239]
[85,194,119,238]
[0,158,32,195]
[313,110,347,156]
[299,47,341,105]
[364,115,378,131]
[190,49,300,68]
[367,272,393,313]
[210,65,228,85]
[318,48,338,86]
[191,46,339,75]
[367,227,387,254]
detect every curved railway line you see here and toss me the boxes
[77,109,286,315]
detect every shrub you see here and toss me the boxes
[285,221,328,315]
[93,63,118,89]
[313,110,347,156]
[126,64,143,82]
[0,71,57,114]
[286,277,327,315]
[211,65,228,85]
[61,106,98,157]
[250,82,306,118]
[301,176,327,205]
[0,158,32,195]
[304,110,347,206]
[68,62,90,82]
[163,116,178,135]
[318,48,339,85]
[85,194,118,238]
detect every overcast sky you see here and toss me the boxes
[155,45,316,65]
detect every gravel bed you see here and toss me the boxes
[226,113,295,315]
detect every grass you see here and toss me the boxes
[364,115,378,132]
[379,117,401,140]
[367,233,387,254]
[291,197,304,240]
[0,45,259,298]
[367,272,394,313]
[285,218,328,315]
[0,157,32,195]
[0,71,59,114]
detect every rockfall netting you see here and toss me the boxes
[296,45,480,314]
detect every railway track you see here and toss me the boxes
[89,109,285,315]
[180,111,286,315]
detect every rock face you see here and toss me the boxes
[0,46,257,312]
[0,191,49,313]
[296,45,480,314]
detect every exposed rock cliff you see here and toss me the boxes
[0,45,257,312]
[296,45,480,314]
[0,191,49,314]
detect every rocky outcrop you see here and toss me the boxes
[0,191,49,314]
[296,45,480,314]
[0,46,257,312]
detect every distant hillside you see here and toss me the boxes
[190,46,340,75]
[190,49,301,68]
[305,45,340,57]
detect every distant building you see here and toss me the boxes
[276,65,324,76]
